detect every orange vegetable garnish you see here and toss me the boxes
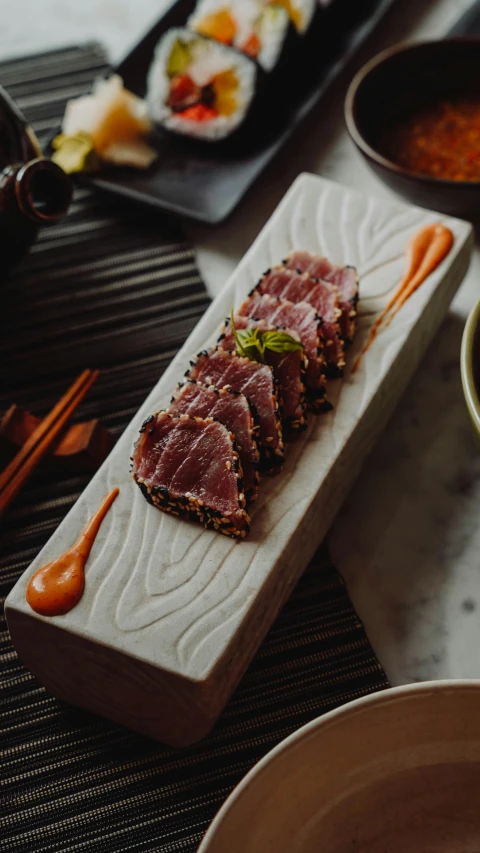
[213,70,238,117]
[242,32,261,58]
[180,104,218,122]
[196,9,237,43]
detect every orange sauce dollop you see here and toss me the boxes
[26,488,119,617]
[354,223,454,372]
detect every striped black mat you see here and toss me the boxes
[0,45,389,853]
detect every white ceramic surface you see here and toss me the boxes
[198,681,480,853]
[5,174,473,745]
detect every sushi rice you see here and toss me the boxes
[188,0,290,72]
[146,28,257,140]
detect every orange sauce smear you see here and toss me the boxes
[26,488,119,617]
[381,97,480,182]
[353,223,454,373]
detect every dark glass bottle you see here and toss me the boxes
[0,86,72,274]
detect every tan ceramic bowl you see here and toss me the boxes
[461,297,480,444]
[198,682,480,853]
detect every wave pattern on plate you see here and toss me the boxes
[7,173,472,682]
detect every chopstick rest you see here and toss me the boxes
[0,405,113,472]
[0,370,99,516]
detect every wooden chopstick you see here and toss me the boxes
[0,370,99,517]
[0,370,92,491]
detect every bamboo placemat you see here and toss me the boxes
[0,45,389,853]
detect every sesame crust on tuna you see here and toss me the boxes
[307,391,334,414]
[133,412,250,539]
[238,293,329,411]
[266,266,345,375]
[325,361,344,380]
[170,379,261,503]
[218,316,308,434]
[283,252,359,345]
[343,266,359,344]
[185,347,285,475]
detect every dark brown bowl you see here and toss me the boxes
[345,39,480,217]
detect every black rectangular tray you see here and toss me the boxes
[82,0,397,223]
[449,0,480,35]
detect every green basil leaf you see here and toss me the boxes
[239,328,264,362]
[231,314,263,361]
[230,310,248,359]
[229,312,303,363]
[263,331,304,354]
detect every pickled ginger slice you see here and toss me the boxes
[56,75,157,170]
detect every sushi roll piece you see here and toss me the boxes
[219,315,307,433]
[188,0,291,72]
[237,292,328,410]
[264,0,316,34]
[132,412,250,539]
[169,380,260,503]
[284,251,359,343]
[186,347,284,472]
[146,28,258,141]
[255,266,344,377]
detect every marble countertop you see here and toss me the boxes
[3,0,480,686]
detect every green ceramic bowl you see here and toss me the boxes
[461,298,480,443]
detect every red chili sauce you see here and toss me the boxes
[381,96,480,182]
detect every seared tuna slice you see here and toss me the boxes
[219,315,307,432]
[132,412,250,538]
[237,293,328,409]
[284,251,359,343]
[186,347,284,472]
[255,266,345,377]
[170,380,260,502]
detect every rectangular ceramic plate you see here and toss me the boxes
[6,175,473,746]
[75,0,397,223]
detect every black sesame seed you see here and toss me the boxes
[141,415,154,429]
